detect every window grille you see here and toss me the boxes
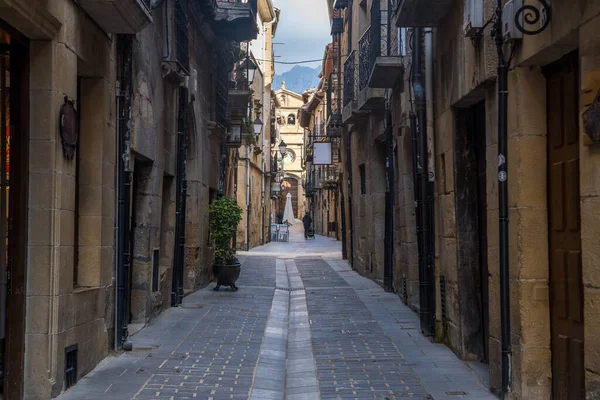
[175,0,190,72]
[65,344,78,389]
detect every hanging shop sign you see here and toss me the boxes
[59,97,79,160]
[313,142,332,165]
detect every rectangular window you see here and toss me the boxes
[359,164,366,195]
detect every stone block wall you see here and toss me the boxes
[21,2,117,397]
[349,117,387,284]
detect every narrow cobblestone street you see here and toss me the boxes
[56,225,494,400]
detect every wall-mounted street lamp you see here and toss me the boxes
[279,140,287,155]
[239,56,258,85]
[253,117,264,135]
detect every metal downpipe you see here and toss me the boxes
[494,2,512,396]
[412,28,434,336]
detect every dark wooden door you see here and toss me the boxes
[279,177,299,218]
[474,101,489,363]
[546,51,584,400]
[1,24,29,400]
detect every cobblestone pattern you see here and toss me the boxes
[295,258,349,288]
[299,259,431,400]
[236,256,277,288]
[132,258,275,399]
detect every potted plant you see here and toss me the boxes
[209,197,243,292]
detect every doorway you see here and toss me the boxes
[545,51,584,400]
[0,22,28,399]
[279,177,299,218]
[454,101,489,363]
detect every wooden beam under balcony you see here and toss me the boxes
[394,0,452,27]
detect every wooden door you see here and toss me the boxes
[279,177,299,218]
[474,101,489,363]
[546,51,584,400]
[1,23,29,400]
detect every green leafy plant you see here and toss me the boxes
[244,117,257,146]
[209,197,243,265]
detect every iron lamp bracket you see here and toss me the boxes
[515,0,552,36]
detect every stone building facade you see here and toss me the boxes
[234,0,278,250]
[274,85,306,221]
[0,2,123,398]
[0,0,258,398]
[326,0,600,398]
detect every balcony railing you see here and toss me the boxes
[367,0,403,88]
[358,27,372,92]
[215,48,230,129]
[175,0,190,73]
[343,50,357,107]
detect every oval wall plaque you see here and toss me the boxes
[59,96,78,160]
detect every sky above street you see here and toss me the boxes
[272,0,331,73]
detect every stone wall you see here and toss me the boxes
[421,0,600,398]
[19,2,116,397]
[349,119,386,284]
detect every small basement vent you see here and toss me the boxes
[64,344,78,389]
[402,274,408,304]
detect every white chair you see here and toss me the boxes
[270,224,279,242]
[278,225,289,242]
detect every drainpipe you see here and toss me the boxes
[262,159,265,245]
[424,27,436,334]
[115,35,133,350]
[383,0,395,293]
[412,28,434,336]
[345,128,355,268]
[494,2,511,396]
[0,56,7,371]
[246,145,251,250]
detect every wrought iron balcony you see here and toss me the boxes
[78,0,152,33]
[342,50,368,124]
[209,0,259,42]
[357,26,385,111]
[343,51,357,107]
[394,0,452,27]
[368,0,404,89]
[225,126,242,148]
[358,27,372,92]
[228,63,251,120]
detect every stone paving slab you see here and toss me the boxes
[57,227,495,400]
[56,259,274,400]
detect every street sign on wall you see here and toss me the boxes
[313,142,332,165]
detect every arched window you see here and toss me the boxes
[287,114,296,125]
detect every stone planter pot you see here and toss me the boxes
[213,262,241,291]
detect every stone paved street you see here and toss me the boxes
[56,223,495,400]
